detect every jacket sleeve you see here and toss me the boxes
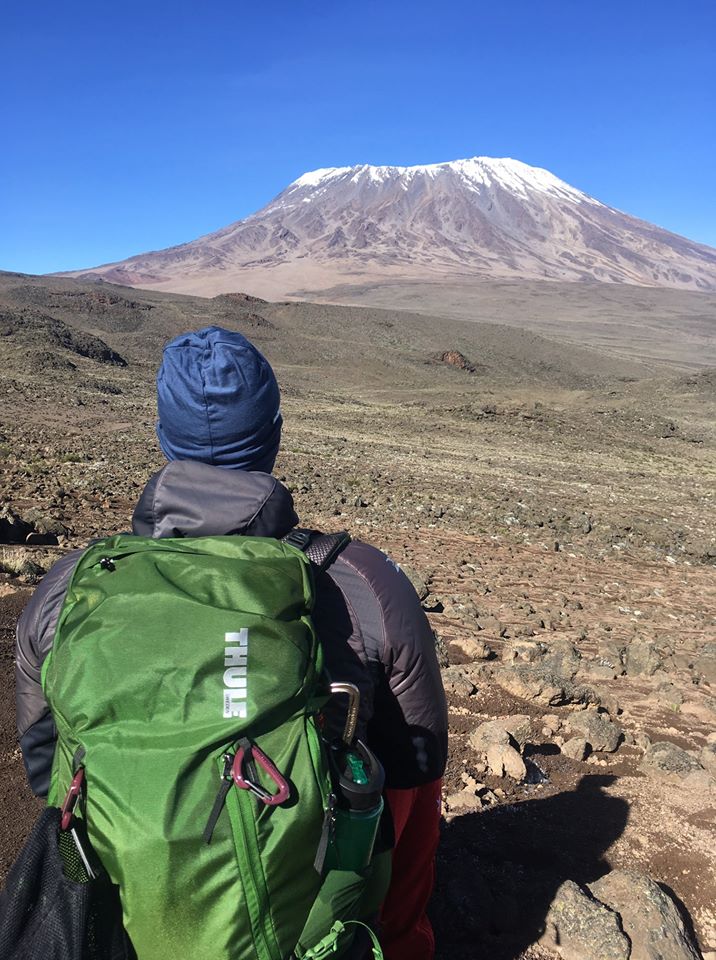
[15,550,81,796]
[328,542,448,790]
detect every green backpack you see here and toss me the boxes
[42,533,390,960]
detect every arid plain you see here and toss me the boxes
[0,270,714,959]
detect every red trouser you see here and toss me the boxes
[379,779,442,960]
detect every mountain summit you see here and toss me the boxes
[66,157,716,296]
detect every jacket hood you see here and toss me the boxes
[131,461,298,539]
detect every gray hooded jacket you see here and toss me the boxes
[16,461,448,795]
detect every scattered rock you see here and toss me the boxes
[693,642,716,684]
[634,732,652,751]
[625,639,662,677]
[598,638,627,675]
[504,637,582,678]
[444,788,483,813]
[433,350,476,373]
[400,564,429,600]
[589,870,702,959]
[432,630,450,669]
[469,715,532,754]
[565,710,623,753]
[17,559,46,584]
[700,742,716,776]
[656,683,685,711]
[543,879,630,960]
[639,741,704,781]
[495,664,600,708]
[542,713,562,735]
[485,742,526,780]
[469,721,510,752]
[440,665,478,698]
[561,737,590,761]
[450,635,493,661]
[0,506,32,544]
[474,613,505,636]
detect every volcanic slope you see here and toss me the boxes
[0,270,661,391]
[62,157,716,298]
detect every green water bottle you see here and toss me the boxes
[324,740,385,872]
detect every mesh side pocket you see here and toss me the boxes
[0,807,134,960]
[58,829,93,885]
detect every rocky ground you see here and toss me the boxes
[0,271,714,958]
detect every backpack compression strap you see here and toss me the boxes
[283,529,351,573]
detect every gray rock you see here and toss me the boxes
[451,635,492,661]
[542,714,562,735]
[634,732,652,751]
[565,710,623,752]
[469,720,510,753]
[445,788,483,813]
[589,869,701,960]
[656,683,685,711]
[540,638,582,679]
[582,659,619,681]
[476,613,506,637]
[503,637,582,678]
[700,742,716,776]
[470,715,532,754]
[598,638,627,675]
[486,742,526,780]
[400,564,428,600]
[693,642,716,684]
[24,510,71,538]
[640,741,704,780]
[543,880,630,960]
[432,630,450,669]
[440,665,478,698]
[495,665,601,708]
[501,714,533,749]
[625,639,662,677]
[562,737,590,761]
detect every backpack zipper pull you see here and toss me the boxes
[313,792,337,873]
[203,753,234,845]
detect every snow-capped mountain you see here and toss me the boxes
[65,157,716,296]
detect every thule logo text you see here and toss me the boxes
[223,629,248,719]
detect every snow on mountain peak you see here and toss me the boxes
[285,157,601,206]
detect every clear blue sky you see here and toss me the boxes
[2,0,715,274]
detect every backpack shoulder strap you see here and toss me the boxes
[283,528,351,573]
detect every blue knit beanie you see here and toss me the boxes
[156,326,282,472]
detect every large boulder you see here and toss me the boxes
[639,741,704,781]
[625,639,662,677]
[589,870,701,960]
[543,880,630,960]
[469,715,532,753]
[565,710,623,753]
[495,664,600,707]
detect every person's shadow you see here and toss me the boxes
[432,775,629,960]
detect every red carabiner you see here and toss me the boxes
[232,742,290,806]
[60,768,85,831]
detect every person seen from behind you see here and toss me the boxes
[16,326,448,959]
